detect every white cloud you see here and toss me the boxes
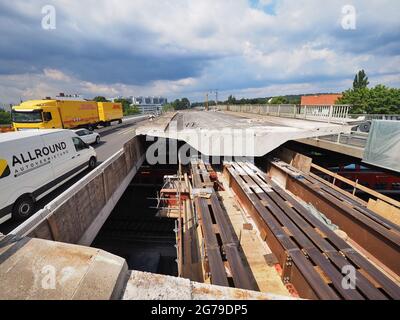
[0,69,199,104]
[43,68,71,82]
[0,0,399,103]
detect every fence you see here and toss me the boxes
[216,104,351,123]
[11,136,145,245]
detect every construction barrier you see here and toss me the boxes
[0,124,13,133]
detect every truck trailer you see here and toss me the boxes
[97,102,123,126]
[11,99,123,131]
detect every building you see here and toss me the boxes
[301,94,343,105]
[55,93,85,101]
[132,96,168,114]
[109,96,168,114]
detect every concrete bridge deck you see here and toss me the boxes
[137,110,352,157]
[1,110,398,300]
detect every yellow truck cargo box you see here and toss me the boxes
[97,102,123,123]
[56,100,99,129]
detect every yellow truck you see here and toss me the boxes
[97,102,124,127]
[12,99,123,130]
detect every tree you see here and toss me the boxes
[93,96,110,102]
[162,98,192,111]
[353,70,369,90]
[162,104,175,112]
[0,109,11,124]
[171,98,191,110]
[114,98,132,114]
[180,98,191,109]
[124,105,140,116]
[227,95,237,105]
[269,96,289,104]
[338,85,400,114]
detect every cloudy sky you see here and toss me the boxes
[0,0,399,104]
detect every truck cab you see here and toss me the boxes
[12,100,62,130]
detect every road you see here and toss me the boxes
[95,115,148,162]
[174,110,284,131]
[0,115,149,234]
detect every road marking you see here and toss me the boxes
[122,128,137,135]
[117,127,135,135]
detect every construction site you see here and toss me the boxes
[1,105,400,301]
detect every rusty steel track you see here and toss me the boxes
[224,161,400,300]
[268,159,400,275]
[190,159,256,291]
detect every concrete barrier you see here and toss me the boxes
[11,136,145,245]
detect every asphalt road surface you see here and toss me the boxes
[0,115,149,234]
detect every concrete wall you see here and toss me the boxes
[12,136,145,245]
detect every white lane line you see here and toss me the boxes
[123,128,137,135]
[118,127,135,135]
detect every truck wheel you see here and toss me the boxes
[118,119,122,124]
[12,195,35,221]
[88,157,97,170]
[88,125,94,131]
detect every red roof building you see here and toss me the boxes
[301,94,343,105]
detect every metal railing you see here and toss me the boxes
[316,131,368,148]
[348,114,400,121]
[216,104,352,124]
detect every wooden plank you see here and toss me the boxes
[310,163,400,209]
[368,199,400,227]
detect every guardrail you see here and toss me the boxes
[11,136,145,245]
[215,104,352,124]
[310,131,368,148]
[348,114,400,121]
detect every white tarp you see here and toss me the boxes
[363,120,400,172]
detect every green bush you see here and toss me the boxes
[0,109,11,124]
[124,105,140,116]
[338,85,400,114]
